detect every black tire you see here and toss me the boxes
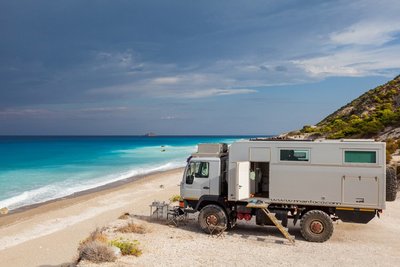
[300,210,334,242]
[386,166,398,201]
[198,204,228,234]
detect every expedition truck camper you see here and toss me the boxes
[180,139,397,242]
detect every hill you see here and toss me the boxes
[286,75,400,141]
[283,75,400,162]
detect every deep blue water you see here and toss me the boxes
[0,136,257,210]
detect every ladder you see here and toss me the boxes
[247,202,295,244]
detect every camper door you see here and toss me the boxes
[236,161,250,200]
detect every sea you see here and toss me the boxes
[0,136,259,211]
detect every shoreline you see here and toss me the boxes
[0,167,184,228]
[0,167,185,266]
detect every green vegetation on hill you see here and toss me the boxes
[292,75,400,163]
[300,75,400,140]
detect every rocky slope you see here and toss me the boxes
[285,75,400,141]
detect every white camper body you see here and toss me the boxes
[227,140,386,210]
[180,139,392,242]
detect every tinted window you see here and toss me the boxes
[345,151,376,163]
[280,149,309,161]
[194,161,209,178]
[185,161,209,184]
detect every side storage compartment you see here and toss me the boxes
[342,175,379,205]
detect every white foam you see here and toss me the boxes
[0,186,55,210]
[0,161,185,211]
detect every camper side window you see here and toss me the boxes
[344,151,376,164]
[280,149,310,162]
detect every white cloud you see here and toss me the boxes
[161,115,176,120]
[81,107,128,112]
[151,76,181,85]
[293,44,400,78]
[293,7,400,79]
[88,71,259,99]
[330,21,400,46]
[89,69,259,99]
[289,0,400,78]
[94,51,134,68]
[0,108,51,117]
[178,88,257,99]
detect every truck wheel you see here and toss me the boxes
[386,166,398,201]
[198,204,228,234]
[300,210,333,242]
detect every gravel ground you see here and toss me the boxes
[79,196,400,267]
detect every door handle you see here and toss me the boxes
[203,186,210,189]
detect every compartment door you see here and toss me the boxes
[342,176,379,205]
[237,161,250,200]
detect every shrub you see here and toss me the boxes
[286,130,301,136]
[169,194,182,202]
[328,131,345,139]
[118,212,131,220]
[301,125,317,133]
[360,119,384,135]
[80,228,108,246]
[373,95,383,103]
[110,239,142,256]
[78,241,117,263]
[331,119,347,131]
[386,138,398,163]
[117,221,148,234]
[320,125,332,133]
[349,115,363,128]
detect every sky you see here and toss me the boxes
[1,0,400,135]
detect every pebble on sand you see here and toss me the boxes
[0,207,9,215]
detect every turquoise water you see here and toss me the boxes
[0,136,255,210]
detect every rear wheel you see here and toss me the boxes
[198,204,228,234]
[300,210,334,242]
[386,166,398,201]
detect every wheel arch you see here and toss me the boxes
[298,206,335,219]
[195,195,228,212]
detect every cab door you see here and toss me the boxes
[181,160,211,200]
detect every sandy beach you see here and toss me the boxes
[0,168,399,267]
[0,168,184,267]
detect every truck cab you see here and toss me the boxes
[180,144,229,210]
[180,157,221,200]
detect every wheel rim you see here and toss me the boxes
[310,220,324,234]
[206,214,218,226]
